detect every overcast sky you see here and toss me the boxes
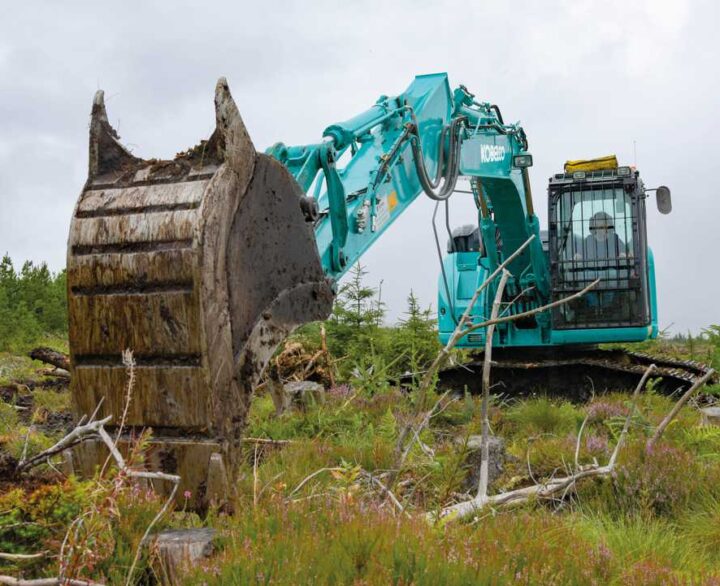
[0,0,717,333]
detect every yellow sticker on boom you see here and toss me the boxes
[387,191,398,211]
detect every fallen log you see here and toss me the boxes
[29,347,70,371]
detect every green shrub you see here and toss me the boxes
[0,478,93,570]
[0,255,67,352]
[504,397,584,437]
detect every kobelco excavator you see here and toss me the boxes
[66,73,703,505]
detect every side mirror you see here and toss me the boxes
[656,185,672,214]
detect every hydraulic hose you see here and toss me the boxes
[432,201,458,326]
[409,116,465,201]
[490,104,504,125]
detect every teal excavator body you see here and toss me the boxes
[64,73,679,505]
[268,73,668,351]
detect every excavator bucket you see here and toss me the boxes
[67,79,334,507]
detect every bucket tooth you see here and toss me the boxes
[88,90,141,179]
[213,77,255,175]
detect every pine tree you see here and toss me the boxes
[393,290,440,373]
[325,263,388,375]
[332,263,384,330]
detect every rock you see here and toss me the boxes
[266,379,325,415]
[700,406,720,426]
[154,528,216,586]
[459,435,506,493]
[284,381,325,408]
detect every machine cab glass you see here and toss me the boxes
[548,168,650,330]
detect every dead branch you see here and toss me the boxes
[388,390,452,490]
[0,552,46,561]
[0,578,104,586]
[461,278,600,336]
[418,235,536,393]
[574,415,589,471]
[243,437,292,446]
[16,414,112,473]
[360,470,407,515]
[436,362,657,523]
[286,467,345,501]
[393,237,596,502]
[647,368,716,451]
[610,363,656,467]
[477,269,510,499]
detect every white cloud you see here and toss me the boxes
[0,0,717,332]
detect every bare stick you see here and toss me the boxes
[608,364,656,468]
[124,479,178,586]
[286,467,345,501]
[574,415,589,471]
[477,269,510,499]
[438,362,658,523]
[302,350,325,379]
[389,390,452,489]
[253,443,259,508]
[16,415,112,473]
[647,368,716,451]
[0,578,104,586]
[243,437,292,446]
[462,278,600,335]
[418,235,536,392]
[360,471,406,515]
[0,552,46,561]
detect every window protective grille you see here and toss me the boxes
[549,183,649,329]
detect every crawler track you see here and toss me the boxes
[412,348,715,400]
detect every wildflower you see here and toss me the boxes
[183,490,192,500]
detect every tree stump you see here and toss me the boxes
[154,528,216,586]
[459,435,507,493]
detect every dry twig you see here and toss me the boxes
[435,362,704,523]
[16,415,112,474]
[0,578,104,586]
[477,269,510,499]
[647,368,716,451]
[0,552,46,562]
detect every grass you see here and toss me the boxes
[3,333,720,584]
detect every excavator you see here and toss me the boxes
[65,73,707,505]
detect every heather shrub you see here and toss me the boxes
[185,504,618,585]
[611,441,703,518]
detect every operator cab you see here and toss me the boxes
[547,157,659,330]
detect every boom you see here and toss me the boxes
[269,73,550,331]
